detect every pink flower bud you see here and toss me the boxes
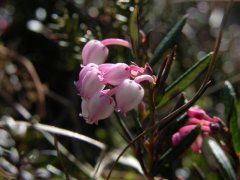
[187,106,206,118]
[115,79,144,114]
[80,91,115,124]
[178,125,196,136]
[82,40,109,65]
[75,64,105,99]
[188,106,219,122]
[99,63,130,85]
[191,135,203,154]
[186,118,210,126]
[172,126,203,154]
[172,132,181,145]
[179,124,211,135]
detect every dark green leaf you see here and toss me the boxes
[224,81,240,154]
[156,52,213,109]
[150,15,188,66]
[208,138,236,180]
[129,5,139,56]
[152,125,201,175]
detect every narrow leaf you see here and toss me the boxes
[150,15,187,66]
[224,81,240,154]
[129,5,139,55]
[208,138,236,180]
[156,52,213,109]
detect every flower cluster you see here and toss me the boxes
[75,39,155,124]
[171,106,221,154]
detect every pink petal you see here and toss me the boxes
[99,63,130,85]
[76,66,105,99]
[80,70,105,98]
[178,125,196,136]
[172,132,182,145]
[85,91,116,124]
[115,79,144,113]
[82,40,109,65]
[80,99,88,119]
[134,74,155,84]
[185,118,210,126]
[79,63,99,79]
[191,135,203,154]
[187,106,206,118]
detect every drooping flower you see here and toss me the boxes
[99,63,144,86]
[81,38,132,66]
[115,75,155,114]
[75,63,105,99]
[99,63,130,85]
[82,40,109,65]
[115,79,144,114]
[80,90,115,124]
[77,38,154,124]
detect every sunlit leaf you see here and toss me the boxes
[156,52,213,109]
[224,81,240,155]
[150,15,188,66]
[208,138,236,180]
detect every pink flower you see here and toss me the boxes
[75,63,105,99]
[114,75,154,114]
[115,79,144,114]
[81,38,132,66]
[80,91,115,124]
[82,40,109,65]
[99,63,131,85]
[99,63,146,85]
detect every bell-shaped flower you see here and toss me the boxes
[82,40,109,65]
[115,79,144,114]
[80,91,116,124]
[79,63,99,79]
[75,64,105,99]
[99,63,146,85]
[114,75,155,114]
[99,63,130,85]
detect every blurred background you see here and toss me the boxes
[0,0,239,179]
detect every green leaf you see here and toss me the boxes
[129,5,139,56]
[152,125,201,175]
[150,15,188,66]
[224,81,240,154]
[156,52,213,109]
[208,138,236,180]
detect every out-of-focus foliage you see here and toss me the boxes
[0,0,239,179]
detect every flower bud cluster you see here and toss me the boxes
[172,106,221,154]
[75,39,155,124]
